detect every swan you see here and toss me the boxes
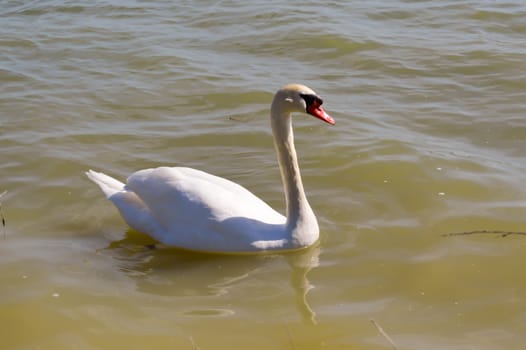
[86,84,335,253]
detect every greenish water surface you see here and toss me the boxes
[1,1,525,349]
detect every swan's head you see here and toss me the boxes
[272,84,335,125]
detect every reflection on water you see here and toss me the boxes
[287,247,320,325]
[103,230,320,324]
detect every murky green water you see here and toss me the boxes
[1,1,525,349]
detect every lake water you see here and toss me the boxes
[1,1,525,349]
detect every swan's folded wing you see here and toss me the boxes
[125,166,285,229]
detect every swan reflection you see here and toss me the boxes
[102,232,320,324]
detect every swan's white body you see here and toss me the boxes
[87,84,334,253]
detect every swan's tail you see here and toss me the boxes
[85,170,125,198]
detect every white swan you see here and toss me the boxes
[86,84,334,253]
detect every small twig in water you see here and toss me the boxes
[189,336,201,350]
[442,230,526,238]
[286,325,297,350]
[370,318,398,350]
[0,191,7,238]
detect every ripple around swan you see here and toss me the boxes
[182,308,235,317]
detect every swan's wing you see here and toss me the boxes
[88,167,287,251]
[126,166,285,229]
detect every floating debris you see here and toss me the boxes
[0,191,6,238]
[443,230,526,237]
[189,336,201,350]
[370,318,398,350]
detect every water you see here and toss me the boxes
[1,1,526,349]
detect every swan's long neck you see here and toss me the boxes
[271,103,319,247]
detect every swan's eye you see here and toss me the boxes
[299,94,323,111]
